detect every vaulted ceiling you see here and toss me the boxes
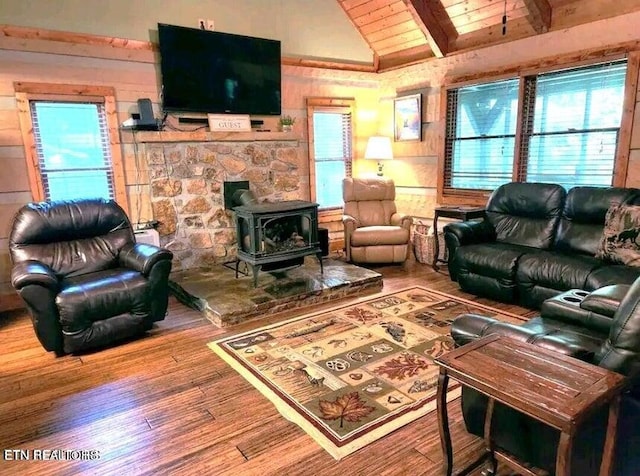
[337,0,640,71]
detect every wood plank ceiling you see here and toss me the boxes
[337,0,640,71]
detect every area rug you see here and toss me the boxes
[208,286,526,459]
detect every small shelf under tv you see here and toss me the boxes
[130,130,299,143]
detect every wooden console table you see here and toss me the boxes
[432,206,485,271]
[434,335,625,476]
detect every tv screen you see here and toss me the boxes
[157,23,281,115]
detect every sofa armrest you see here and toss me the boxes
[391,212,412,230]
[11,260,63,353]
[119,243,173,277]
[342,214,359,230]
[444,220,495,281]
[451,313,595,360]
[443,220,495,247]
[342,214,359,262]
[530,334,596,361]
[11,260,59,291]
[581,284,629,318]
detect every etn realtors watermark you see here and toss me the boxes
[4,449,100,461]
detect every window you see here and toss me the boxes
[14,82,128,212]
[30,102,115,201]
[307,98,354,210]
[442,58,630,200]
[519,61,627,189]
[445,79,519,190]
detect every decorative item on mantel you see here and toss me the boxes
[364,136,393,176]
[208,114,251,132]
[279,114,296,132]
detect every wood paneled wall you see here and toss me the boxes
[0,30,380,310]
[3,12,640,309]
[378,11,640,222]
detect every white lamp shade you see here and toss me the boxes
[364,136,393,160]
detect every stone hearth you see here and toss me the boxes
[169,257,383,327]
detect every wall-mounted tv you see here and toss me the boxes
[157,23,281,116]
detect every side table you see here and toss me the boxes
[432,206,485,271]
[434,334,625,476]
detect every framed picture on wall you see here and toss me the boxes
[393,93,422,142]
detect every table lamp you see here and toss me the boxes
[364,136,393,176]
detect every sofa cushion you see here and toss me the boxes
[485,182,565,249]
[586,265,640,290]
[456,243,531,279]
[350,226,409,247]
[554,187,640,256]
[343,177,397,226]
[517,251,603,308]
[9,198,134,278]
[596,203,640,266]
[455,243,532,303]
[56,268,148,333]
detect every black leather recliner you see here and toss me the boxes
[450,279,640,475]
[444,182,640,309]
[9,199,174,356]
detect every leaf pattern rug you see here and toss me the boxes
[208,286,526,459]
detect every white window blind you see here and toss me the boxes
[312,110,352,209]
[445,78,519,190]
[30,101,115,202]
[519,60,627,188]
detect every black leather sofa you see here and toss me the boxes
[10,199,174,355]
[450,278,640,475]
[444,182,640,309]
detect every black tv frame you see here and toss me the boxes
[157,23,282,116]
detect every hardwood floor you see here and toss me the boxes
[0,260,534,476]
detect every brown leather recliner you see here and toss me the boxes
[342,177,412,264]
[450,280,640,475]
[10,199,174,356]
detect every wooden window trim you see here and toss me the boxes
[14,82,129,215]
[614,51,640,186]
[438,52,639,205]
[306,97,355,216]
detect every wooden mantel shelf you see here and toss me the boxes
[128,130,300,143]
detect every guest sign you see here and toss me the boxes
[207,114,251,132]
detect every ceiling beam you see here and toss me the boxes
[377,44,434,72]
[523,0,552,34]
[404,0,456,58]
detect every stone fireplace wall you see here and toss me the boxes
[143,137,303,271]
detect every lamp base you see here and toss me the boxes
[377,162,384,176]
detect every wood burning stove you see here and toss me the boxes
[226,183,323,287]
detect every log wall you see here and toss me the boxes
[0,32,380,309]
[379,11,640,222]
[3,11,640,309]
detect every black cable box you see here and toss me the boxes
[178,117,209,124]
[133,122,162,131]
[121,118,162,131]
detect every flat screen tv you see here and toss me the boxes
[157,23,281,115]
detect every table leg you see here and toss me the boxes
[432,213,440,271]
[483,398,497,475]
[599,394,621,476]
[556,431,573,476]
[437,369,453,476]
